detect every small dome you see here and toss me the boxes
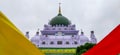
[31,35,40,42]
[49,14,71,26]
[80,35,89,41]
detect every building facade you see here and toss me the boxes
[26,5,97,55]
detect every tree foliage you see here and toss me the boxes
[76,43,96,55]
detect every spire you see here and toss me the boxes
[81,29,84,35]
[90,31,97,44]
[25,31,29,39]
[91,31,94,34]
[58,3,62,16]
[36,28,39,35]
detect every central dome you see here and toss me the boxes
[49,14,71,26]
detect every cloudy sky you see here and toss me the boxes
[0,0,120,42]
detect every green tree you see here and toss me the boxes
[76,43,96,55]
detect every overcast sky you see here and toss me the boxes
[0,0,120,42]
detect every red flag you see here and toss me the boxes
[83,24,120,55]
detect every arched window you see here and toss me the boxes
[74,41,78,44]
[66,41,69,44]
[71,28,74,30]
[64,28,67,30]
[62,33,64,36]
[53,28,55,30]
[57,41,62,45]
[59,28,61,30]
[50,41,54,44]
[42,41,45,44]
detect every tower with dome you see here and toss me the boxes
[25,4,97,55]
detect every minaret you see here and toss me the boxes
[81,29,84,35]
[36,28,39,36]
[80,29,89,45]
[25,31,29,39]
[90,31,97,44]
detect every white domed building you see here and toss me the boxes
[25,5,97,55]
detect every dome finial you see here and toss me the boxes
[81,29,84,35]
[58,3,62,15]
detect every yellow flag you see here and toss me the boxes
[0,11,44,55]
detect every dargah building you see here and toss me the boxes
[25,4,97,55]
